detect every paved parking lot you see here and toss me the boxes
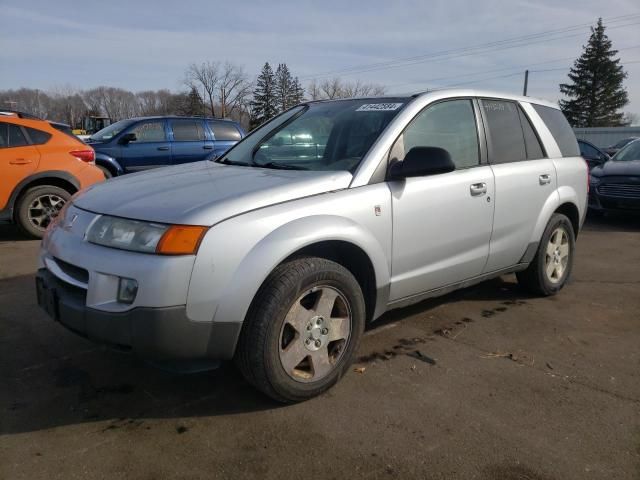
[1,214,639,480]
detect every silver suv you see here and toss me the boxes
[36,90,587,402]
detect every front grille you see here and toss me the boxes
[52,257,89,285]
[597,183,640,199]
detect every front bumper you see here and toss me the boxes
[36,268,241,360]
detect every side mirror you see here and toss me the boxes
[119,132,137,144]
[389,146,456,179]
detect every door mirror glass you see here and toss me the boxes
[389,146,455,179]
[120,132,137,144]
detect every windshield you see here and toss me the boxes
[613,140,640,162]
[612,137,637,149]
[89,119,134,141]
[219,98,408,172]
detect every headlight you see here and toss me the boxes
[86,216,207,255]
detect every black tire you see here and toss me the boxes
[235,257,366,403]
[516,213,575,296]
[15,185,71,239]
[96,164,113,179]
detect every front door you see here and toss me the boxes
[0,121,40,210]
[389,99,495,301]
[119,120,171,172]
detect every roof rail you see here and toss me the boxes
[0,110,42,120]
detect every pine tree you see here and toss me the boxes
[559,18,629,127]
[290,76,305,105]
[180,86,206,116]
[250,62,277,127]
[274,63,294,113]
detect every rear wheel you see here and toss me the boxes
[235,257,365,403]
[15,186,71,239]
[517,213,575,296]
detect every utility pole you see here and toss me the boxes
[523,70,529,96]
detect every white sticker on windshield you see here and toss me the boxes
[356,103,403,112]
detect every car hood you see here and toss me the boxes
[74,161,352,225]
[591,160,640,178]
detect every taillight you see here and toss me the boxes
[70,149,95,163]
[584,158,590,193]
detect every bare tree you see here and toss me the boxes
[218,62,252,118]
[306,78,387,100]
[185,62,220,117]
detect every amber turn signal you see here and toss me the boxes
[156,225,207,255]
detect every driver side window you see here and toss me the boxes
[391,99,480,169]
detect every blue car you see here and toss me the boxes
[85,116,244,178]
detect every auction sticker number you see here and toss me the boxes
[356,103,403,112]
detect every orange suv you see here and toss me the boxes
[0,111,105,238]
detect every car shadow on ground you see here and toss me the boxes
[0,224,33,243]
[1,272,535,436]
[583,210,640,232]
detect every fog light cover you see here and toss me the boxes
[118,278,138,304]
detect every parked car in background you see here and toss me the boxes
[603,137,638,157]
[578,139,609,169]
[85,116,245,178]
[0,111,104,238]
[36,90,587,402]
[589,138,640,213]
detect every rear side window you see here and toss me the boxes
[0,123,30,148]
[25,127,52,145]
[171,119,205,141]
[532,104,579,157]
[518,109,545,160]
[480,100,526,164]
[209,121,242,141]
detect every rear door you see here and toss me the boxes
[119,120,171,172]
[169,119,208,165]
[389,99,495,301]
[208,120,243,158]
[479,99,557,272]
[0,121,40,210]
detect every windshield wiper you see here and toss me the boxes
[258,162,308,170]
[217,157,250,166]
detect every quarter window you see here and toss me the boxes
[532,104,580,157]
[171,119,205,141]
[481,100,527,164]
[391,99,480,169]
[209,121,242,141]
[129,121,166,143]
[25,127,52,145]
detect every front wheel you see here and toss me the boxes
[517,213,575,296]
[235,257,366,403]
[15,186,71,239]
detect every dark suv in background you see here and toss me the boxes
[86,116,244,177]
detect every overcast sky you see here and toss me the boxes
[1,0,639,115]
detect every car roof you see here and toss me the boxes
[306,89,560,110]
[125,115,240,123]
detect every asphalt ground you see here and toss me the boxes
[1,213,639,480]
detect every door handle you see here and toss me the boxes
[470,182,487,196]
[10,158,32,165]
[539,174,551,185]
[203,145,214,150]
[157,146,170,151]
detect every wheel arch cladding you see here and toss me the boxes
[204,215,390,331]
[554,202,580,238]
[95,154,122,176]
[9,171,79,217]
